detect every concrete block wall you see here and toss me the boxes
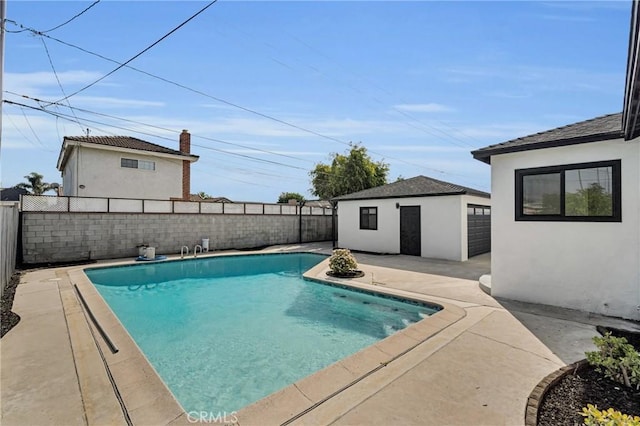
[22,213,334,264]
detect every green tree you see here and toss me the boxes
[196,191,212,199]
[14,172,58,195]
[565,183,612,216]
[309,144,389,199]
[277,192,305,204]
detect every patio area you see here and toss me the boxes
[1,242,636,425]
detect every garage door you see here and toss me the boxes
[467,204,491,257]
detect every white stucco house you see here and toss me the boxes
[56,130,199,200]
[333,175,491,262]
[470,2,640,321]
[472,114,639,320]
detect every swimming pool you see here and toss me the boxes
[85,253,440,413]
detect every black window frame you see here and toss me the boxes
[515,159,621,222]
[359,206,378,230]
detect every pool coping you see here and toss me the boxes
[62,250,466,425]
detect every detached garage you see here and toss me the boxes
[333,175,491,261]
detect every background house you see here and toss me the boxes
[333,175,491,261]
[1,188,28,201]
[56,130,199,200]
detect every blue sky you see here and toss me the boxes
[1,0,630,202]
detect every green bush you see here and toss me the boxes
[586,333,640,389]
[328,249,358,274]
[581,404,640,426]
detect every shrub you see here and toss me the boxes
[581,404,640,426]
[328,249,358,274]
[586,333,640,389]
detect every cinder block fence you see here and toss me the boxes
[20,196,334,264]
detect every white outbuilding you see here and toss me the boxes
[333,175,491,261]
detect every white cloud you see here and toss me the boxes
[484,91,532,99]
[373,144,467,153]
[451,122,548,141]
[538,15,595,23]
[442,65,622,95]
[4,70,104,95]
[73,96,165,108]
[393,103,453,113]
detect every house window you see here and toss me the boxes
[121,158,156,171]
[515,160,621,222]
[360,207,378,230]
[468,205,491,215]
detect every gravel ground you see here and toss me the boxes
[1,272,21,338]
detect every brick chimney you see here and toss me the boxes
[180,129,191,200]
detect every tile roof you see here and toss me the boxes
[332,175,489,201]
[1,187,29,201]
[189,194,232,203]
[63,136,197,158]
[471,113,623,164]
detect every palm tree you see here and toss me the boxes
[14,172,58,195]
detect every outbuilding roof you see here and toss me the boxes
[332,175,489,201]
[471,113,623,164]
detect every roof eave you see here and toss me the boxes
[623,0,640,140]
[57,139,73,171]
[64,139,198,162]
[471,130,624,164]
[333,191,469,202]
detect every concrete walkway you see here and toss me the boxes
[1,243,638,426]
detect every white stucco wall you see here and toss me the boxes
[337,194,490,261]
[490,138,640,320]
[62,146,184,199]
[337,198,400,254]
[61,149,78,196]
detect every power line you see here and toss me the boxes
[281,29,487,148]
[41,0,102,33]
[3,99,311,173]
[219,19,479,149]
[6,91,314,165]
[18,107,45,148]
[5,22,358,149]
[5,91,483,186]
[40,37,85,133]
[52,0,218,104]
[4,99,320,190]
[5,20,482,182]
[3,109,42,150]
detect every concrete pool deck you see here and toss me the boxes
[2,242,638,425]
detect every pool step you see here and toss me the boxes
[479,274,492,295]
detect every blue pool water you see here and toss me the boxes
[86,253,440,413]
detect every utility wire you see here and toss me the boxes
[52,0,218,103]
[3,1,101,34]
[5,91,482,184]
[41,0,101,33]
[19,107,45,148]
[40,37,85,132]
[6,91,313,165]
[5,99,320,189]
[283,29,486,148]
[5,23,352,147]
[4,109,42,149]
[5,19,482,182]
[220,19,479,149]
[3,99,311,173]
